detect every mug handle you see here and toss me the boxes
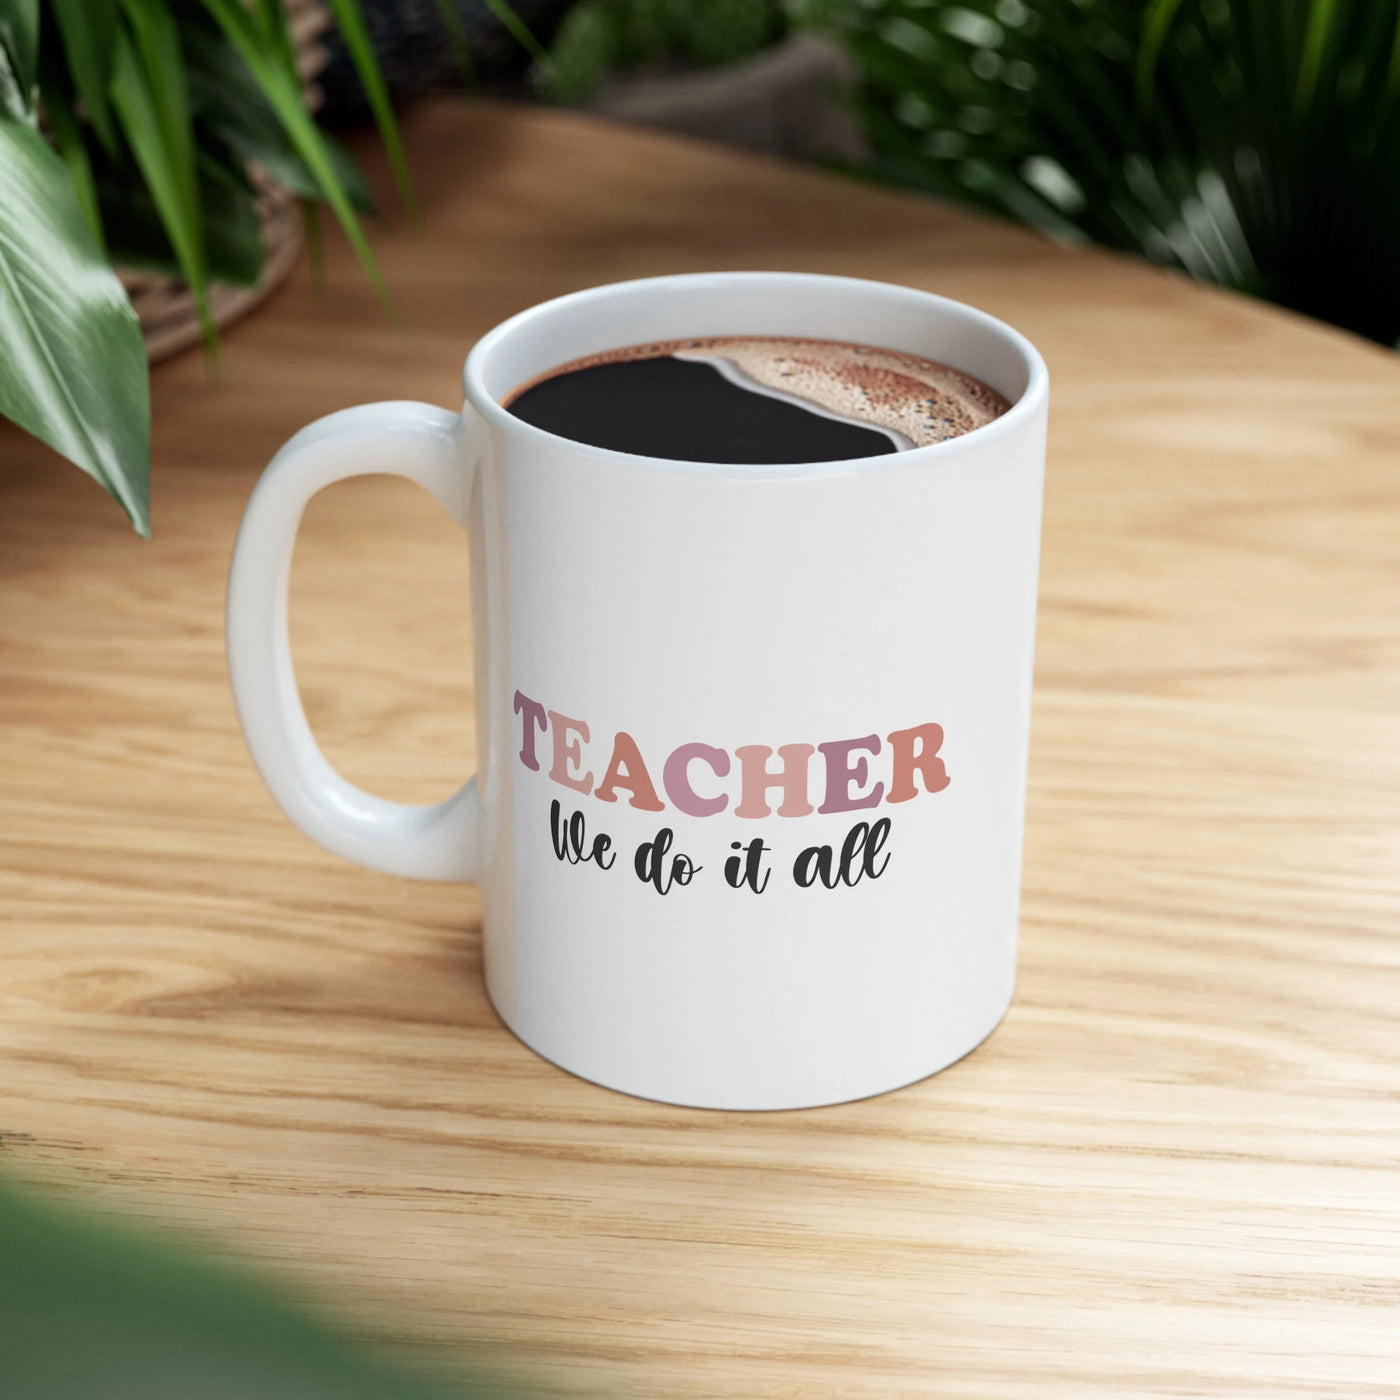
[227,401,480,881]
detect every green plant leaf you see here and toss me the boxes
[182,22,373,213]
[218,117,372,211]
[110,7,214,343]
[43,81,103,248]
[540,1,611,103]
[195,156,264,284]
[0,0,36,116]
[119,0,199,207]
[0,1178,515,1399]
[429,0,476,87]
[319,0,415,214]
[478,0,547,64]
[96,153,263,286]
[200,0,391,310]
[1136,0,1183,110]
[1296,0,1341,113]
[255,0,302,82]
[0,117,149,533]
[50,0,118,151]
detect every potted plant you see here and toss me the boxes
[0,0,438,537]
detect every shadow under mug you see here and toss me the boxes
[227,271,1049,1110]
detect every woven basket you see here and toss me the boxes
[122,0,332,364]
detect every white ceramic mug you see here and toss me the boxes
[227,271,1048,1110]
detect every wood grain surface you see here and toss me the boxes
[3,101,1400,1398]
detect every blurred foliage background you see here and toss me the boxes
[317,0,555,120]
[539,0,787,103]
[508,0,1400,347]
[795,0,1400,347]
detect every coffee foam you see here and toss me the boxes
[503,337,1011,448]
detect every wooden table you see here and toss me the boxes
[3,101,1399,1399]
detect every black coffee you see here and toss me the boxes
[502,336,1011,465]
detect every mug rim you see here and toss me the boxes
[462,271,1048,477]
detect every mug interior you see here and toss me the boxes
[466,272,1044,460]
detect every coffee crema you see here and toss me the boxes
[502,336,1010,465]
